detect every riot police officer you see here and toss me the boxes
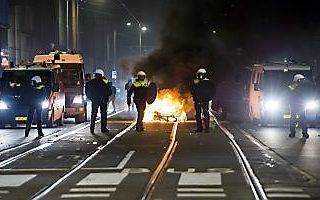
[191,68,215,133]
[25,76,46,139]
[127,71,150,132]
[85,69,112,134]
[288,74,315,139]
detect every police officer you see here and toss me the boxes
[128,71,150,132]
[191,68,215,133]
[25,76,46,139]
[125,79,134,111]
[85,69,112,134]
[288,74,315,138]
[107,82,116,113]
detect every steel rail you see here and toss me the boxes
[141,122,179,200]
[31,121,137,200]
[0,109,126,168]
[212,113,268,200]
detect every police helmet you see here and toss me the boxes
[293,74,305,82]
[196,68,207,79]
[197,68,207,74]
[94,69,105,77]
[137,71,146,81]
[137,71,146,76]
[31,76,42,84]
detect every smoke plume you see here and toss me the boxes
[134,0,231,92]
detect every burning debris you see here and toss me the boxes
[144,89,188,122]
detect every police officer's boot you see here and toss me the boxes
[25,129,30,137]
[289,132,295,138]
[302,132,309,139]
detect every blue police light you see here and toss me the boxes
[0,101,8,110]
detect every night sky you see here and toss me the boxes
[120,0,320,89]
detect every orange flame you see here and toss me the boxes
[144,89,188,122]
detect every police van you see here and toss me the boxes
[33,51,87,123]
[0,64,65,128]
[248,63,317,125]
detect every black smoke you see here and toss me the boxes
[134,0,232,92]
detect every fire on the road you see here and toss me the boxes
[144,89,187,122]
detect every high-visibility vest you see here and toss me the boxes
[193,78,209,84]
[133,79,150,87]
[102,78,109,85]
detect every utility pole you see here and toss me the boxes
[113,29,117,69]
[66,0,69,50]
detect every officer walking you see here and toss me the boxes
[127,71,150,132]
[288,74,315,139]
[85,69,112,134]
[25,76,46,139]
[125,79,134,111]
[191,68,215,133]
[107,82,117,113]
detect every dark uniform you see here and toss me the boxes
[288,79,315,138]
[25,83,46,138]
[107,83,116,113]
[127,79,150,131]
[85,76,112,133]
[125,80,134,111]
[191,77,215,132]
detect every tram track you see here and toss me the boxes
[0,109,126,168]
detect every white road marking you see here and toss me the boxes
[178,172,221,186]
[177,193,226,198]
[265,187,304,193]
[70,187,116,192]
[61,193,110,198]
[76,172,128,186]
[167,168,175,173]
[121,168,150,173]
[0,174,37,187]
[187,168,195,173]
[177,188,224,192]
[0,110,126,168]
[267,193,311,198]
[116,151,135,169]
[0,191,8,194]
[56,155,63,159]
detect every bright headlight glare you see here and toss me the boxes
[305,100,318,110]
[42,100,49,109]
[73,95,83,104]
[264,100,280,111]
[0,101,8,110]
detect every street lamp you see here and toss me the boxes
[127,21,148,56]
[139,24,148,56]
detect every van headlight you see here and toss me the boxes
[264,99,280,112]
[42,100,49,109]
[0,101,8,110]
[72,95,83,104]
[305,100,318,110]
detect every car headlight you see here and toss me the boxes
[42,100,49,109]
[72,95,83,104]
[305,100,318,110]
[0,101,8,110]
[264,99,280,112]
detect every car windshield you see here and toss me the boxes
[61,69,83,87]
[0,70,52,96]
[262,70,312,94]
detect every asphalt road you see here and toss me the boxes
[0,111,257,200]
[223,121,320,199]
[2,108,318,199]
